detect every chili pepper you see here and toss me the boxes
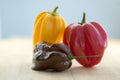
[32,42,72,71]
[32,42,102,71]
[63,12,107,67]
[32,6,66,46]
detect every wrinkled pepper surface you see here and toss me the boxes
[63,13,107,67]
[32,42,72,71]
[33,6,66,46]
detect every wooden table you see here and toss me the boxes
[0,38,120,80]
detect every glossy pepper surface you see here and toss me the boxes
[32,42,72,71]
[63,13,107,67]
[32,6,66,46]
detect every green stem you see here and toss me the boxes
[68,54,102,61]
[78,12,86,25]
[51,6,58,16]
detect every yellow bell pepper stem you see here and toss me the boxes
[51,6,58,16]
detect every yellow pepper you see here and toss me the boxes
[32,6,66,46]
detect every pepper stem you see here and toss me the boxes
[51,6,58,16]
[67,54,102,61]
[78,12,86,25]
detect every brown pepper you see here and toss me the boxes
[32,42,72,71]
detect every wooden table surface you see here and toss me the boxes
[0,38,120,80]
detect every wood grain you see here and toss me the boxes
[0,38,120,80]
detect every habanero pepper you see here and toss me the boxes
[32,41,102,71]
[32,6,66,46]
[63,12,107,67]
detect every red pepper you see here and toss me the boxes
[63,12,107,67]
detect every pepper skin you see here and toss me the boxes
[32,6,66,46]
[63,13,107,67]
[32,42,72,71]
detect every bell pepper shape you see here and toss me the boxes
[63,12,107,67]
[33,6,66,46]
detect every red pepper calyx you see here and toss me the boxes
[78,12,86,25]
[67,54,103,61]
